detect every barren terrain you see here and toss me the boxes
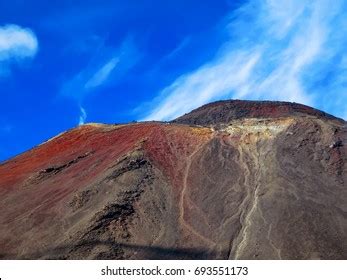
[0,100,346,259]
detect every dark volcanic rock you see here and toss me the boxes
[0,100,346,260]
[173,100,343,126]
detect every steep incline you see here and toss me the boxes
[0,101,346,259]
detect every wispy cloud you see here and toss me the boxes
[61,54,119,125]
[143,0,347,120]
[78,106,87,125]
[61,54,121,101]
[84,57,119,89]
[144,50,261,121]
[0,24,38,76]
[163,37,191,62]
[61,36,140,124]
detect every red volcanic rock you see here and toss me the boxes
[0,100,346,260]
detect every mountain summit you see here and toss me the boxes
[0,100,346,259]
[173,100,342,125]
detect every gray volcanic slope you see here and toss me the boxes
[0,100,346,259]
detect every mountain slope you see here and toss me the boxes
[0,101,346,259]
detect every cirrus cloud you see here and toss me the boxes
[60,36,141,125]
[143,0,347,121]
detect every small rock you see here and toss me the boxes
[329,140,343,149]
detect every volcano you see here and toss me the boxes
[0,100,346,259]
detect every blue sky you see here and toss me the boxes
[0,0,346,161]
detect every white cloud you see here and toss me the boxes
[0,24,38,61]
[143,0,347,120]
[144,50,261,121]
[61,54,120,101]
[61,36,141,125]
[62,54,120,126]
[62,54,119,126]
[84,57,119,89]
[78,106,87,125]
[61,36,139,101]
[164,37,191,61]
